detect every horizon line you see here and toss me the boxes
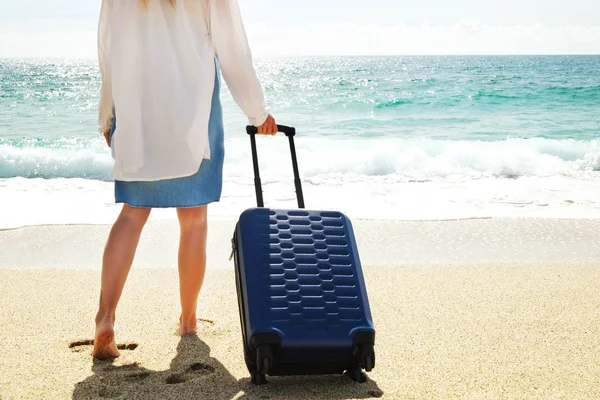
[1,54,599,60]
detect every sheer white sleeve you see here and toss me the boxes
[97,0,115,134]
[209,0,269,126]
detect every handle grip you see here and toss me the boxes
[246,124,305,209]
[246,125,296,137]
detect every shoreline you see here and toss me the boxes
[1,217,600,270]
[4,173,600,231]
[4,213,600,231]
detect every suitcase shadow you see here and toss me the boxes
[236,374,384,399]
[72,333,241,400]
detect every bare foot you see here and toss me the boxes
[179,315,198,337]
[92,318,120,359]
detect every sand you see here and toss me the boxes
[1,218,599,399]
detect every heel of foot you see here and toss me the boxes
[92,330,121,359]
[96,330,115,348]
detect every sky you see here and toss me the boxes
[0,0,599,57]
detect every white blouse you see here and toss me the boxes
[98,0,269,181]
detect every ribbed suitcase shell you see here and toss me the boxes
[233,207,375,381]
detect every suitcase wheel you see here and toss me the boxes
[256,344,273,375]
[363,354,375,372]
[353,342,376,373]
[260,356,271,374]
[361,343,375,372]
[251,370,267,386]
[348,367,367,383]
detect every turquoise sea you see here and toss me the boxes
[1,56,599,228]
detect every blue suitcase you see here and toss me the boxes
[231,125,376,385]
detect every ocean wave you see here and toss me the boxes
[1,136,599,182]
[374,98,413,109]
[544,85,600,99]
[228,136,600,182]
[471,85,600,103]
[471,91,521,101]
[0,137,112,180]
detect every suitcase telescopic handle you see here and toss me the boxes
[246,125,305,209]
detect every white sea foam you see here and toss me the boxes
[1,136,600,229]
[2,136,598,181]
[2,173,600,230]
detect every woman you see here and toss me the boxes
[94,0,276,359]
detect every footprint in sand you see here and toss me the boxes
[98,386,122,399]
[95,364,150,398]
[123,371,151,382]
[116,364,151,383]
[69,339,139,353]
[165,362,216,384]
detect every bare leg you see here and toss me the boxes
[92,204,151,359]
[176,205,208,336]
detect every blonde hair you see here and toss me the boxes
[140,0,176,6]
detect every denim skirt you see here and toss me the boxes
[109,68,224,209]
